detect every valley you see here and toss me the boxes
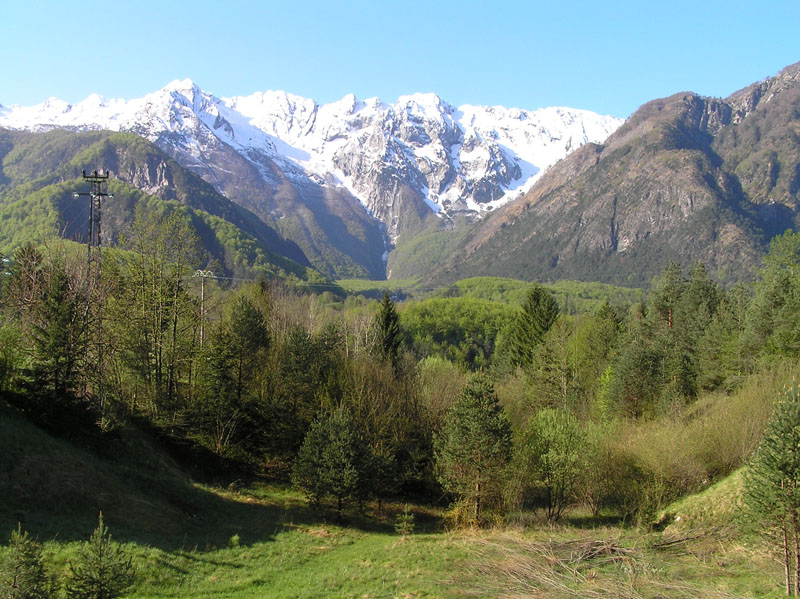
[3,61,800,599]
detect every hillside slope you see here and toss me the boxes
[426,62,800,286]
[0,128,325,282]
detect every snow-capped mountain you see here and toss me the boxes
[0,81,622,277]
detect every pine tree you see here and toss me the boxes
[292,406,371,519]
[64,513,134,599]
[434,376,512,524]
[745,385,800,595]
[0,525,52,599]
[229,294,269,402]
[509,284,559,370]
[29,262,84,398]
[373,292,403,369]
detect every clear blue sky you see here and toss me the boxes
[1,0,798,118]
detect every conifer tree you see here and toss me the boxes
[509,284,559,370]
[64,513,134,599]
[745,385,800,596]
[0,525,52,599]
[229,294,269,402]
[292,406,371,518]
[373,291,403,369]
[434,376,512,524]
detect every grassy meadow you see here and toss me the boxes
[0,380,791,598]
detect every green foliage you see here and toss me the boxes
[435,277,643,313]
[372,292,403,368]
[291,406,371,518]
[744,384,800,594]
[0,525,52,599]
[606,262,725,417]
[746,230,800,360]
[107,207,199,417]
[2,245,87,399]
[508,284,559,370]
[401,297,515,370]
[394,505,415,537]
[578,422,648,519]
[29,262,85,397]
[0,320,26,394]
[513,409,586,522]
[386,222,472,281]
[268,324,345,455]
[64,513,134,599]
[434,376,512,524]
[229,294,270,401]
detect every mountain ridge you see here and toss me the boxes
[0,83,621,278]
[422,62,800,286]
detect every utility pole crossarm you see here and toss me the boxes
[193,269,215,349]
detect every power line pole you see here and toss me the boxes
[193,269,215,349]
[74,170,113,424]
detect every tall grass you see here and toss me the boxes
[614,362,794,507]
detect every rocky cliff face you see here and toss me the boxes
[427,63,800,286]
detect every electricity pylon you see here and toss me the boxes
[74,170,113,423]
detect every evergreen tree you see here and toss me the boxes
[433,376,512,524]
[745,385,800,596]
[30,265,84,397]
[528,316,575,410]
[509,284,559,370]
[196,323,239,454]
[745,230,800,359]
[271,324,345,454]
[292,406,371,518]
[0,525,52,599]
[228,294,269,402]
[373,292,403,369]
[64,513,135,599]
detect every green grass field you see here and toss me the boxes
[0,399,788,598]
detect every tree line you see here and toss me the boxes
[2,208,800,529]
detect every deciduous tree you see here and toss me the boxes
[515,408,586,522]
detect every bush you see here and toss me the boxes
[512,409,585,522]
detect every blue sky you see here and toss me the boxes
[1,0,798,118]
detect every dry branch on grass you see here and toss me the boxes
[462,533,746,599]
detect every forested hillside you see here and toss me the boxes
[3,215,800,595]
[1,218,799,511]
[0,128,329,284]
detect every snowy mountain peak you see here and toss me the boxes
[0,82,623,242]
[161,78,200,94]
